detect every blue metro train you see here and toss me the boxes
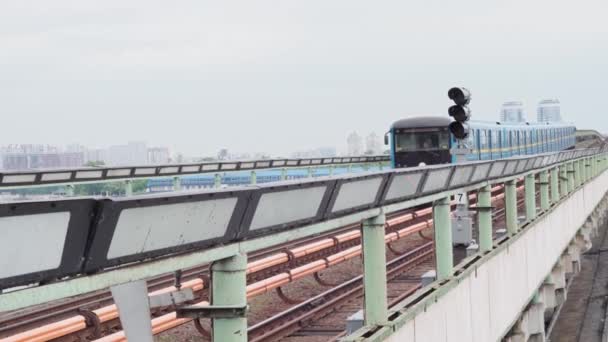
[388,116,576,168]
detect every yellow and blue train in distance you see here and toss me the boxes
[387,116,576,168]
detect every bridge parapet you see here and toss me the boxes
[344,150,608,341]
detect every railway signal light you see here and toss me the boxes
[447,87,471,140]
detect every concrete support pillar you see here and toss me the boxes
[550,167,559,204]
[125,180,133,196]
[362,213,388,326]
[541,279,557,320]
[568,242,581,274]
[477,185,493,252]
[525,173,536,222]
[560,165,568,198]
[214,174,222,188]
[528,292,546,341]
[505,316,529,342]
[539,170,550,211]
[173,177,182,191]
[212,253,248,342]
[551,263,567,305]
[505,180,518,236]
[250,171,257,185]
[567,162,575,193]
[433,197,453,280]
[280,168,287,181]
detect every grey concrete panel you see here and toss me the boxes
[470,163,491,183]
[385,172,424,201]
[249,186,327,231]
[450,166,474,187]
[422,168,452,193]
[0,212,70,279]
[107,198,238,259]
[331,177,383,212]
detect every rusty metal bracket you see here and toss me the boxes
[78,308,102,338]
[177,304,248,319]
[276,286,302,304]
[313,271,339,287]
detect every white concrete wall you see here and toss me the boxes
[386,170,608,342]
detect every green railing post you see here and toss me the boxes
[540,170,550,211]
[125,180,133,196]
[550,167,559,204]
[362,213,388,326]
[173,176,181,191]
[585,158,591,182]
[214,173,222,188]
[307,167,313,178]
[66,184,75,197]
[280,168,287,181]
[525,173,536,221]
[329,165,334,177]
[505,180,518,236]
[212,253,247,342]
[348,163,353,173]
[560,165,568,198]
[477,185,493,252]
[574,160,581,188]
[378,162,383,171]
[250,170,257,185]
[567,162,575,193]
[433,197,453,280]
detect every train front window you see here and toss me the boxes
[394,131,450,152]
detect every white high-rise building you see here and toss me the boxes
[500,101,526,123]
[537,99,561,122]
[347,132,363,156]
[365,133,381,155]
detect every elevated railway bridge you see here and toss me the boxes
[1,144,608,342]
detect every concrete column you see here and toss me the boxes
[433,197,453,280]
[173,177,182,191]
[212,253,248,342]
[250,171,257,185]
[550,167,559,204]
[362,213,388,326]
[525,173,536,221]
[505,180,518,236]
[125,180,133,196]
[559,165,568,198]
[280,168,287,181]
[539,170,550,211]
[567,162,575,193]
[477,185,493,252]
[214,174,222,188]
[528,292,546,341]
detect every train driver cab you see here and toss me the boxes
[386,117,452,168]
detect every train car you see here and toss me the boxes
[387,116,576,168]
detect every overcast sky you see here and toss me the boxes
[1,1,606,157]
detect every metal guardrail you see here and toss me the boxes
[0,155,390,187]
[0,146,606,295]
